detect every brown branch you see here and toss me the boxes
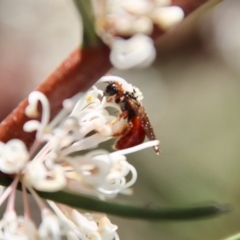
[0,44,111,148]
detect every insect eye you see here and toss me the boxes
[105,83,118,96]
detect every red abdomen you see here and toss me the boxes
[115,117,145,150]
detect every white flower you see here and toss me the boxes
[24,91,50,140]
[23,159,67,192]
[96,217,119,240]
[65,150,137,198]
[94,0,185,69]
[100,154,137,195]
[0,75,162,240]
[48,202,119,240]
[110,34,156,69]
[0,139,29,174]
[66,150,112,187]
[121,0,183,30]
[53,117,81,148]
[65,139,159,199]
[21,75,159,195]
[98,0,184,33]
[0,211,37,240]
[71,210,98,234]
[38,209,65,240]
[24,91,83,143]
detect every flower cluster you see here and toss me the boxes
[0,75,159,239]
[93,0,184,69]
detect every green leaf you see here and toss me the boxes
[0,176,230,221]
[37,190,229,221]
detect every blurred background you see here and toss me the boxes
[1,0,240,239]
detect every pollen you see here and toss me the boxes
[86,94,94,103]
[133,86,144,101]
[25,106,39,118]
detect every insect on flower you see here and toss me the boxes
[102,78,160,154]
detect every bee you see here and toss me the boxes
[104,81,160,154]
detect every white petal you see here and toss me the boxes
[23,120,40,132]
[0,139,29,174]
[26,91,50,140]
[71,210,98,233]
[151,6,184,30]
[66,231,80,240]
[110,34,156,69]
[131,17,153,35]
[98,217,118,238]
[88,232,102,240]
[38,209,64,240]
[61,134,111,156]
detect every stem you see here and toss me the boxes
[47,200,77,229]
[5,177,19,212]
[73,0,99,48]
[0,177,18,207]
[29,140,41,159]
[22,184,31,219]
[27,185,47,211]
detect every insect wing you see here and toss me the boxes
[139,106,160,154]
